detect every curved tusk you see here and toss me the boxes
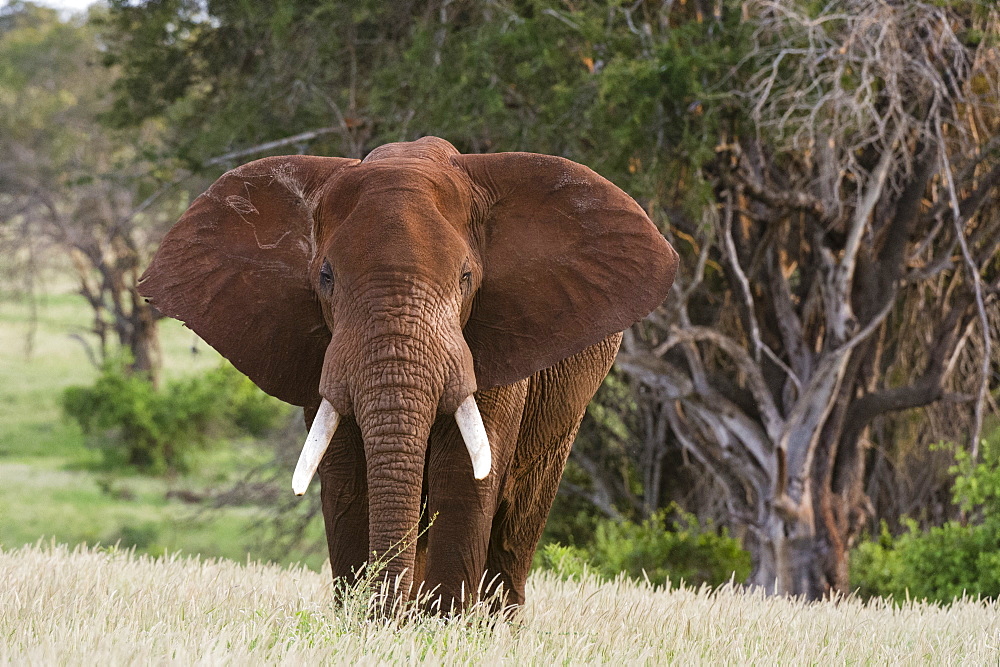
[454,395,492,480]
[292,399,341,496]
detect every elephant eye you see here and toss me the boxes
[319,260,334,291]
[460,265,472,294]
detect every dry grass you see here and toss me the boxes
[3,544,1000,663]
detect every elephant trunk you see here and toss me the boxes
[353,364,437,606]
[303,293,488,609]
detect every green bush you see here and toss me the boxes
[209,363,287,438]
[850,434,1000,603]
[536,543,592,581]
[63,359,288,473]
[109,521,162,552]
[537,508,751,589]
[591,510,751,588]
[851,520,1000,603]
[849,525,904,601]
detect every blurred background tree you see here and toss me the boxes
[5,0,1000,601]
[0,1,192,383]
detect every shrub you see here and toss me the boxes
[537,507,751,589]
[590,510,751,588]
[536,543,592,580]
[851,520,1000,603]
[850,432,1000,603]
[208,363,287,438]
[63,359,288,473]
[849,525,904,601]
[108,521,162,553]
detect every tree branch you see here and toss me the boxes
[203,126,341,168]
[647,327,784,443]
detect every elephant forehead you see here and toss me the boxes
[324,159,475,228]
[330,197,470,274]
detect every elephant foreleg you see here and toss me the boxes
[483,407,584,611]
[484,333,622,611]
[420,380,527,613]
[318,416,370,589]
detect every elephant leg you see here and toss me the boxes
[420,380,528,613]
[484,333,622,611]
[482,431,580,611]
[411,497,431,588]
[317,416,370,588]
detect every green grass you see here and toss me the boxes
[0,287,222,459]
[0,283,326,570]
[0,458,327,569]
[1,291,97,459]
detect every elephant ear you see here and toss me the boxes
[454,152,679,390]
[139,155,358,406]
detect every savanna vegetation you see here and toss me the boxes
[3,3,1000,656]
[4,542,1000,663]
[0,279,331,569]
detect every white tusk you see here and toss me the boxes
[455,395,492,480]
[292,399,341,495]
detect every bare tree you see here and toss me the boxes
[614,0,1000,598]
[0,5,187,382]
[0,6,347,383]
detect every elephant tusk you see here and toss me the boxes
[454,395,492,480]
[292,399,341,495]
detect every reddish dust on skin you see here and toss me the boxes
[137,136,679,612]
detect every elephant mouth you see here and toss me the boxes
[291,394,492,495]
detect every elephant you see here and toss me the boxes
[139,136,678,613]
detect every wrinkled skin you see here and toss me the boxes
[139,137,678,612]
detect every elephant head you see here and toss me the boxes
[139,136,677,597]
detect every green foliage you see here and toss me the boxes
[213,363,288,438]
[109,521,163,553]
[62,359,288,473]
[99,0,751,197]
[587,8,749,203]
[590,510,751,588]
[536,542,591,580]
[851,434,1000,603]
[538,508,751,589]
[851,520,1000,603]
[849,524,903,600]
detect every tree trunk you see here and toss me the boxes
[127,296,162,387]
[68,230,164,386]
[618,339,876,600]
[749,508,820,597]
[747,439,865,598]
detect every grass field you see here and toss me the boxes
[0,281,326,570]
[3,543,1000,663]
[0,287,222,458]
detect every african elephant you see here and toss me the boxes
[139,136,677,612]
